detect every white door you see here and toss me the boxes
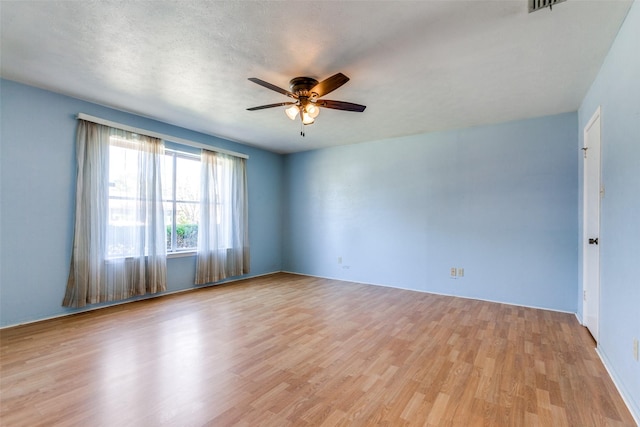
[583,107,601,342]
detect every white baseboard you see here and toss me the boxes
[281,270,576,315]
[595,348,640,426]
[0,270,282,330]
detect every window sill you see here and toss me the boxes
[167,251,196,259]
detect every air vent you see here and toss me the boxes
[529,0,567,13]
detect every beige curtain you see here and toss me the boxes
[63,120,167,307]
[195,150,249,284]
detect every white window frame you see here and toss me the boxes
[77,113,249,260]
[164,148,201,257]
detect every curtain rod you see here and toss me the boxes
[76,113,249,159]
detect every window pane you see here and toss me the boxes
[164,203,173,250]
[161,153,174,201]
[158,150,201,253]
[176,156,200,201]
[107,198,141,258]
[108,144,140,258]
[176,202,199,250]
[109,145,138,199]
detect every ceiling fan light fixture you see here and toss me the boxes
[301,111,315,125]
[285,105,299,120]
[305,103,320,118]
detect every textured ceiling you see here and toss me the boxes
[0,1,633,153]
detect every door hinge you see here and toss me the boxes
[581,147,588,158]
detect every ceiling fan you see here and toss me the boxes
[246,72,366,128]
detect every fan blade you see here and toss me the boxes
[247,102,296,111]
[316,99,366,112]
[248,78,296,98]
[310,73,350,98]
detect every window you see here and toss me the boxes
[107,136,157,258]
[66,117,248,308]
[162,150,201,253]
[108,142,201,257]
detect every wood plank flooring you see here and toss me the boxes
[1,273,635,426]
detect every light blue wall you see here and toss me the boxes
[0,5,637,416]
[284,112,578,312]
[0,79,284,327]
[578,1,640,420]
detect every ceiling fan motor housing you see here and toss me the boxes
[289,77,319,97]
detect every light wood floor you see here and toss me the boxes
[1,273,635,426]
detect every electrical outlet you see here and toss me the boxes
[634,338,639,361]
[338,257,342,264]
[450,267,457,278]
[457,268,464,277]
[583,290,587,301]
